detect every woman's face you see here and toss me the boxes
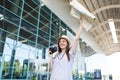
[59,39,68,49]
[59,38,68,50]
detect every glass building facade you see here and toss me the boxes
[0,0,96,80]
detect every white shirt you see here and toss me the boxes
[50,49,75,80]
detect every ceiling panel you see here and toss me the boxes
[67,0,120,55]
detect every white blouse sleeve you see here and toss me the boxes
[69,47,75,59]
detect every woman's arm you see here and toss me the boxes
[72,16,84,55]
[48,51,54,71]
[50,57,53,71]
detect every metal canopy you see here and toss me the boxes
[73,0,120,55]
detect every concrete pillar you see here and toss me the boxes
[42,47,46,59]
[0,29,6,56]
[8,49,16,78]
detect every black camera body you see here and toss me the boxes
[49,46,57,54]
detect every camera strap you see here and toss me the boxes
[57,53,65,60]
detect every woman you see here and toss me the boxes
[49,17,83,80]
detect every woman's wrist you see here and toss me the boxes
[49,54,53,60]
[50,56,53,60]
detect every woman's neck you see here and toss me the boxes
[61,49,66,53]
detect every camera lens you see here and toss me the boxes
[49,46,57,54]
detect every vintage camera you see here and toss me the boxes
[49,46,57,54]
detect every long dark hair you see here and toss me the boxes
[58,38,70,61]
